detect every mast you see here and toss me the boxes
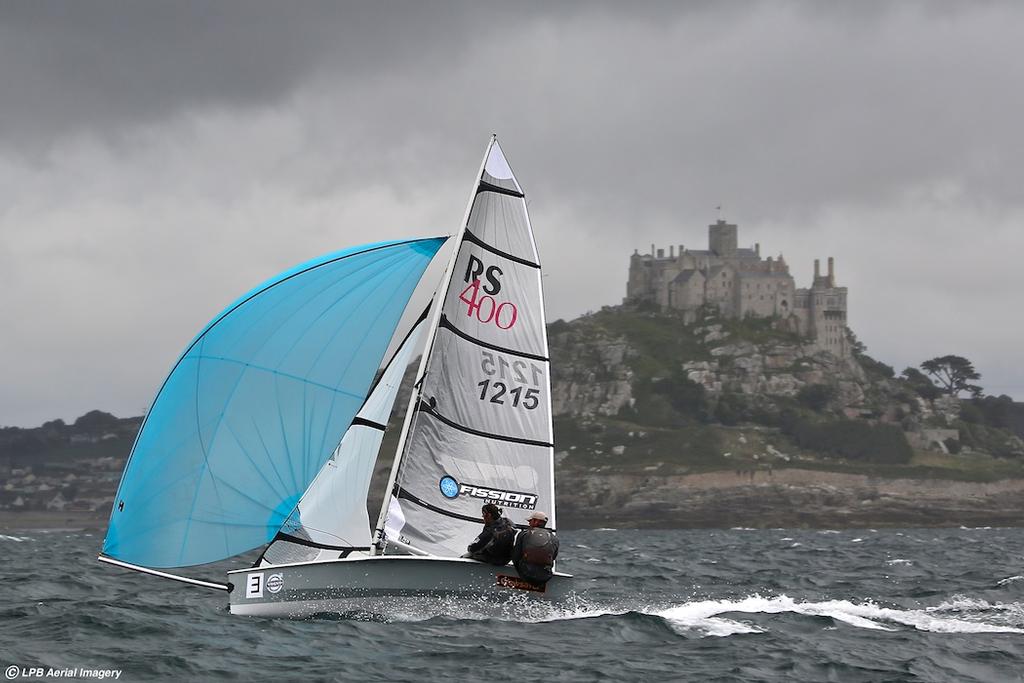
[371,136,497,553]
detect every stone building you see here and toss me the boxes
[626,219,849,357]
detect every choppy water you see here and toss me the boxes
[2,528,1024,681]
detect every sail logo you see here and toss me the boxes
[464,255,503,294]
[461,483,538,510]
[439,476,538,509]
[439,475,460,499]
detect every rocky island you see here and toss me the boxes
[3,219,1023,530]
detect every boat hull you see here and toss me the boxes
[227,555,574,618]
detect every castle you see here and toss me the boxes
[625,219,849,357]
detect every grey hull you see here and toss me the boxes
[227,555,574,618]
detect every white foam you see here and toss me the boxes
[0,534,32,542]
[818,530,841,534]
[655,595,1024,636]
[997,576,1024,586]
[730,527,757,531]
[374,592,609,624]
[886,559,913,566]
[851,538,864,543]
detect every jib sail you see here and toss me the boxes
[260,313,426,566]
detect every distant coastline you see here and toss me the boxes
[6,466,1024,534]
[1,510,108,532]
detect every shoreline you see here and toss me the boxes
[6,469,1024,532]
[1,511,109,532]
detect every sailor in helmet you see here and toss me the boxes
[512,511,559,584]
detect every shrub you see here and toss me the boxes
[783,416,913,464]
[797,384,837,412]
[651,373,709,420]
[714,392,745,426]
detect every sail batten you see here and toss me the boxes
[102,237,445,568]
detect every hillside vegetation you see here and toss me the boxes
[549,305,1024,482]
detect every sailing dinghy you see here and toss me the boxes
[99,137,573,617]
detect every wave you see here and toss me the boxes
[0,534,33,542]
[654,594,1024,637]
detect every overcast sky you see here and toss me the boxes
[1,1,1022,427]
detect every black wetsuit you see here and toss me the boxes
[466,517,515,565]
[512,526,559,584]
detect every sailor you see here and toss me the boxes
[512,511,559,584]
[463,503,516,565]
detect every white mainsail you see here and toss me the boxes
[376,138,555,558]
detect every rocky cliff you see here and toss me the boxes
[546,305,1024,527]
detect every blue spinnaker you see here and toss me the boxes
[102,237,445,567]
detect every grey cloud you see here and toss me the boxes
[1,1,1022,426]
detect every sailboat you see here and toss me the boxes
[98,137,573,617]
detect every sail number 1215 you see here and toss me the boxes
[477,351,543,410]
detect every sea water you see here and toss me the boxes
[2,528,1023,681]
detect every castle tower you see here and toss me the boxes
[799,255,849,358]
[708,219,738,257]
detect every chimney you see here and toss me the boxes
[755,242,760,257]
[828,256,835,285]
[814,259,820,279]
[651,243,655,257]
[670,245,675,258]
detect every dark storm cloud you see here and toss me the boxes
[0,1,497,149]
[1,1,1022,426]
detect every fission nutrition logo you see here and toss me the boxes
[438,475,538,510]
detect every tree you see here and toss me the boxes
[73,410,120,433]
[845,327,867,356]
[920,355,983,398]
[901,367,943,400]
[846,328,894,378]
